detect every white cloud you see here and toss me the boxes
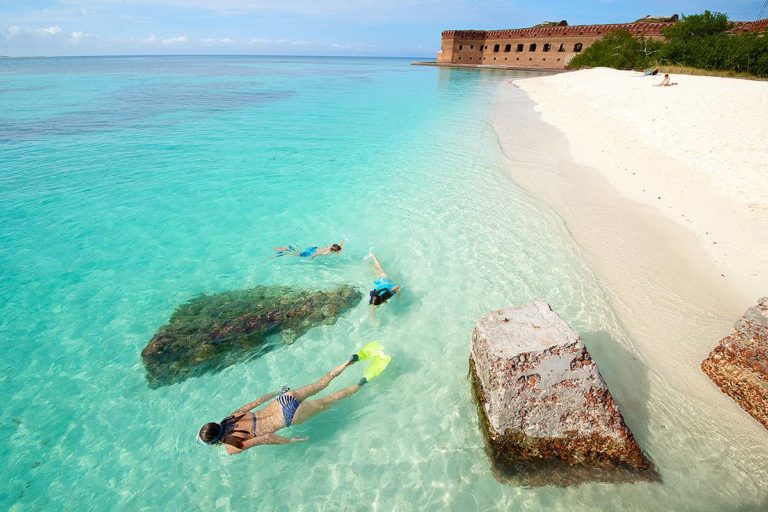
[4,25,62,40]
[202,37,233,44]
[39,26,62,35]
[2,23,97,51]
[161,35,187,45]
[69,30,96,43]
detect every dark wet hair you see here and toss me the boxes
[199,422,223,444]
[198,414,246,449]
[369,288,394,306]
[331,244,342,252]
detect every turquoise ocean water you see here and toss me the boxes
[1,57,766,510]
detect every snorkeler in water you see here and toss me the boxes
[368,253,400,319]
[197,343,390,455]
[274,240,344,258]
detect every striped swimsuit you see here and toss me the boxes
[251,393,300,435]
[277,394,300,427]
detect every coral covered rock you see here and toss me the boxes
[470,301,655,486]
[701,297,768,429]
[141,285,361,387]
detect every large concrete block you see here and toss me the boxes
[470,301,655,486]
[702,297,768,429]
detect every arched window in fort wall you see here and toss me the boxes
[574,43,583,52]
[543,43,551,52]
[504,44,511,52]
[493,44,500,52]
[529,43,537,52]
[516,44,524,52]
[558,43,565,52]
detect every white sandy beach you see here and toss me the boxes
[494,68,768,439]
[516,68,768,302]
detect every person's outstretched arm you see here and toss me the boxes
[226,434,308,454]
[264,434,307,444]
[231,391,277,416]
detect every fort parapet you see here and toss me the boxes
[436,17,768,70]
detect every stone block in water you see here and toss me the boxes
[701,297,768,429]
[470,301,657,486]
[141,285,362,388]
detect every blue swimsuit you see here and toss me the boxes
[373,277,396,292]
[299,246,318,258]
[277,394,300,426]
[251,392,301,435]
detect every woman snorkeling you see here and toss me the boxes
[197,345,389,455]
[368,253,400,319]
[274,240,344,259]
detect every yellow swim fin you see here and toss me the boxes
[357,341,384,361]
[363,352,391,381]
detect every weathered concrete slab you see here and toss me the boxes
[470,301,656,486]
[702,297,768,429]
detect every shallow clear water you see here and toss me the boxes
[1,57,765,511]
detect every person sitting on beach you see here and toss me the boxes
[654,74,678,87]
[274,241,344,258]
[197,355,366,454]
[367,253,400,317]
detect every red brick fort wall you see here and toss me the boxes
[436,19,767,70]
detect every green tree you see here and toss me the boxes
[662,10,730,39]
[659,11,731,68]
[740,29,768,76]
[567,30,662,70]
[658,11,768,76]
[568,10,768,77]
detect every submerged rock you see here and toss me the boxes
[470,301,656,486]
[701,297,768,429]
[141,285,362,388]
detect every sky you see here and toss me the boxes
[0,0,766,57]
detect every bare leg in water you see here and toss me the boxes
[288,359,363,425]
[369,253,387,278]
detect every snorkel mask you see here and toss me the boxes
[369,288,393,306]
